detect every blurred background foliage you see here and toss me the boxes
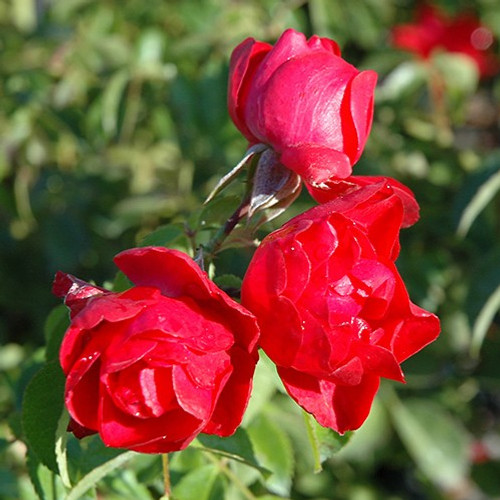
[1,0,500,499]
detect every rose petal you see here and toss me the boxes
[99,392,204,452]
[279,366,381,433]
[203,345,258,436]
[228,37,272,142]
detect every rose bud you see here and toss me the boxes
[53,246,259,453]
[241,182,440,434]
[228,28,377,186]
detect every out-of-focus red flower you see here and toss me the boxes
[53,247,259,453]
[228,28,377,186]
[241,182,440,433]
[392,4,499,78]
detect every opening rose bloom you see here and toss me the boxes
[53,246,259,453]
[228,28,377,186]
[307,175,421,229]
[392,4,499,78]
[241,180,440,433]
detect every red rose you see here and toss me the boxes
[241,181,440,433]
[228,29,377,186]
[53,247,259,453]
[307,175,421,229]
[392,4,499,78]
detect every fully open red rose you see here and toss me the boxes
[241,182,440,433]
[392,4,499,78]
[228,28,377,185]
[53,246,259,453]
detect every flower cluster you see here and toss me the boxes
[54,29,440,452]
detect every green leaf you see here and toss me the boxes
[22,361,66,473]
[140,223,185,247]
[457,168,500,238]
[258,496,292,500]
[68,434,130,476]
[377,61,428,101]
[102,69,129,137]
[172,464,222,500]
[26,448,67,500]
[112,271,133,292]
[303,412,352,473]
[470,284,500,358]
[44,306,69,363]
[433,52,479,96]
[55,408,71,488]
[199,195,240,228]
[242,352,280,426]
[66,451,135,500]
[204,143,266,204]
[247,413,294,496]
[388,395,471,489]
[195,428,267,476]
[213,274,242,295]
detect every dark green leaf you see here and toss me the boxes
[213,274,242,294]
[22,361,66,473]
[44,306,69,363]
[199,195,240,227]
[140,224,186,248]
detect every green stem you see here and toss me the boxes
[206,453,257,500]
[203,194,251,260]
[197,147,261,268]
[162,454,171,499]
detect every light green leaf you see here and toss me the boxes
[55,408,71,488]
[172,464,221,500]
[66,451,135,500]
[102,69,129,137]
[303,412,352,473]
[22,361,66,473]
[433,52,479,96]
[195,428,268,476]
[388,394,470,489]
[247,413,294,496]
[258,496,292,500]
[457,168,500,238]
[470,284,500,359]
[26,449,67,500]
[377,61,428,101]
[242,352,281,426]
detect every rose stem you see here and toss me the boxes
[201,193,251,267]
[162,453,171,499]
[205,453,257,500]
[199,151,260,267]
